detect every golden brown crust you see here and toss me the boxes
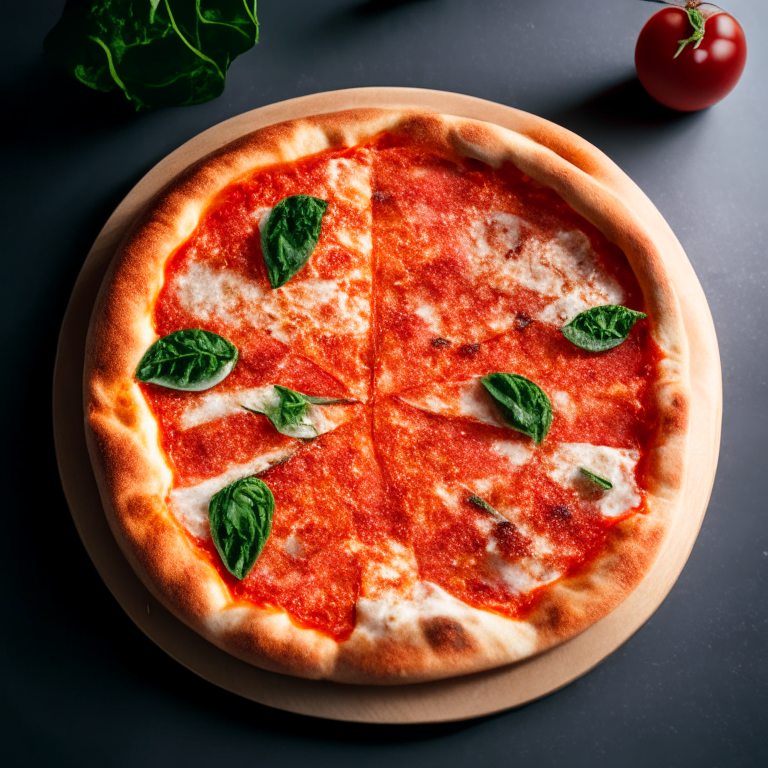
[85,108,690,684]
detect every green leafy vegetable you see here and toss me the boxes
[135,329,238,391]
[44,1,259,111]
[467,493,507,522]
[561,305,647,352]
[579,467,613,491]
[208,476,273,580]
[261,196,329,288]
[481,372,553,445]
[242,385,353,439]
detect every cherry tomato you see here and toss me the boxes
[635,5,747,111]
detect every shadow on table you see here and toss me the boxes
[544,76,701,132]
[353,0,439,16]
[1,56,138,142]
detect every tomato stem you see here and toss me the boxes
[675,6,706,57]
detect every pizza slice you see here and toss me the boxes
[371,139,644,394]
[374,396,645,618]
[153,145,375,400]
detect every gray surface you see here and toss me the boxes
[1,1,766,766]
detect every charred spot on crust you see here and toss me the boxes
[421,617,470,652]
[536,603,564,633]
[372,190,390,203]
[515,313,533,330]
[431,337,451,348]
[458,343,480,358]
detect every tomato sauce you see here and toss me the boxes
[142,137,663,636]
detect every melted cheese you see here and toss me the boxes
[467,214,626,326]
[433,484,560,597]
[174,262,270,328]
[354,581,537,656]
[546,443,641,517]
[179,384,352,438]
[168,449,296,539]
[399,378,509,428]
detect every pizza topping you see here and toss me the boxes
[458,343,481,358]
[561,305,647,352]
[135,329,238,391]
[430,337,451,348]
[399,378,506,428]
[242,385,356,439]
[208,477,275,580]
[579,467,614,491]
[546,444,641,517]
[481,373,553,444]
[515,313,533,330]
[261,195,329,288]
[466,492,507,521]
[485,535,562,595]
[467,215,626,328]
[168,448,295,539]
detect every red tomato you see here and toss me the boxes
[635,6,747,111]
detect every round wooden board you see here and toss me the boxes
[53,87,721,724]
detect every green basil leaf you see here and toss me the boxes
[44,1,259,112]
[302,394,355,405]
[135,329,238,391]
[467,493,507,522]
[579,467,613,491]
[261,196,328,288]
[481,372,553,445]
[208,476,274,580]
[561,305,647,352]
[242,385,353,440]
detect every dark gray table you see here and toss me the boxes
[2,1,766,766]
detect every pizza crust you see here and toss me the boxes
[85,109,689,683]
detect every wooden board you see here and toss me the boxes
[52,87,722,723]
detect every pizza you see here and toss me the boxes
[85,109,689,684]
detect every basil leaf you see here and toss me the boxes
[135,329,238,391]
[481,372,553,445]
[261,196,328,288]
[209,476,274,580]
[579,467,613,491]
[44,1,259,112]
[302,394,355,405]
[242,385,353,440]
[561,305,647,352]
[467,494,507,522]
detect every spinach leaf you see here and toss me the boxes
[208,476,273,580]
[261,196,328,288]
[135,329,238,391]
[579,467,613,491]
[44,1,259,111]
[481,372,553,445]
[561,305,647,352]
[242,385,353,440]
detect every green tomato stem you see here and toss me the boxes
[675,7,707,58]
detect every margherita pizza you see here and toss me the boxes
[85,109,689,683]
